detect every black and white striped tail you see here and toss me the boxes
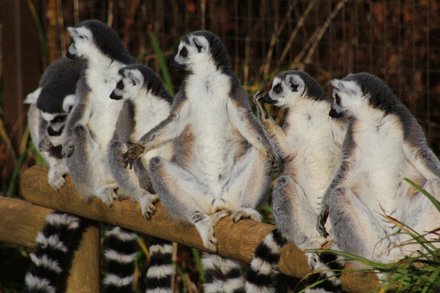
[203,253,245,293]
[102,226,138,293]
[304,252,342,293]
[145,238,175,293]
[25,211,85,293]
[245,229,287,293]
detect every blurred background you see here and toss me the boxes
[0,0,439,291]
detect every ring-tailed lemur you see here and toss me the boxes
[245,71,347,293]
[123,30,280,293]
[63,20,140,293]
[25,58,88,293]
[25,57,84,190]
[107,64,175,292]
[317,72,440,264]
[63,19,134,206]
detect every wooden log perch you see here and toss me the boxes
[0,197,100,292]
[19,165,378,292]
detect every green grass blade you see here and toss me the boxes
[6,146,29,197]
[26,0,49,68]
[404,178,440,213]
[191,247,205,284]
[309,249,392,271]
[149,32,174,95]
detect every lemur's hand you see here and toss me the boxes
[62,137,74,157]
[123,142,145,169]
[317,205,330,238]
[267,149,284,174]
[39,136,53,152]
[253,90,269,120]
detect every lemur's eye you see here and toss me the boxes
[179,47,188,58]
[78,35,87,40]
[334,93,341,104]
[116,80,124,89]
[273,84,282,94]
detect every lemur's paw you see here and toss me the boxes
[38,136,53,152]
[123,142,145,169]
[139,193,159,220]
[317,206,330,238]
[231,208,262,223]
[210,210,230,225]
[98,188,117,207]
[48,173,65,190]
[212,199,229,213]
[62,139,74,157]
[196,221,217,252]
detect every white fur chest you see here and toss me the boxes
[185,73,235,186]
[86,62,125,148]
[133,96,171,140]
[349,115,405,213]
[286,109,342,208]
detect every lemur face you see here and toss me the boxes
[66,26,94,59]
[171,34,210,71]
[330,79,364,119]
[110,68,144,100]
[262,74,305,108]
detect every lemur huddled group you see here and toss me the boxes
[24,20,440,293]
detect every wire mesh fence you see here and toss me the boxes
[24,0,440,153]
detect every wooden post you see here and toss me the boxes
[0,197,100,292]
[20,165,379,292]
[66,223,100,293]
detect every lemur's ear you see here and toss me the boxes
[24,88,42,104]
[287,75,304,93]
[127,70,144,87]
[63,94,77,112]
[192,36,208,53]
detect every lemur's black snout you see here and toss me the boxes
[329,108,343,118]
[66,50,77,59]
[110,91,122,100]
[260,94,277,105]
[169,60,186,71]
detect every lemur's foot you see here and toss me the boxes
[139,193,159,220]
[195,210,229,252]
[231,208,262,223]
[317,207,330,238]
[97,187,117,207]
[48,170,66,191]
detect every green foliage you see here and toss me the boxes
[309,179,440,293]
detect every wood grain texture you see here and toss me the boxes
[66,224,100,293]
[0,197,100,292]
[19,165,378,292]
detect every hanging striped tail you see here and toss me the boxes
[25,211,85,293]
[245,229,287,293]
[304,252,342,293]
[102,226,138,293]
[203,253,245,293]
[145,238,175,293]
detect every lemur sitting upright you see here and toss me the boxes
[245,71,347,293]
[317,72,440,264]
[25,58,88,293]
[25,57,84,190]
[63,19,134,206]
[62,20,142,293]
[107,64,175,291]
[123,30,281,293]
